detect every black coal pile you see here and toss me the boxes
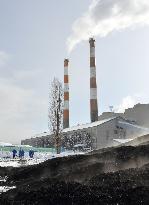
[0,144,149,205]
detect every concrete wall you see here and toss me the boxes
[124,104,149,128]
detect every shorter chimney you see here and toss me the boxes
[63,59,69,129]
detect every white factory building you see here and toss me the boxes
[62,117,149,149]
[21,116,149,150]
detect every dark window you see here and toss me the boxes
[114,130,118,134]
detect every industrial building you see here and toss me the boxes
[62,116,149,149]
[21,116,149,150]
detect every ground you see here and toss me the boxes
[0,144,149,204]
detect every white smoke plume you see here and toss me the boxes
[67,0,149,52]
[116,96,136,113]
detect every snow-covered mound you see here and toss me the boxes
[0,144,149,204]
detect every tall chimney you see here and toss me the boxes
[89,38,98,122]
[63,59,69,129]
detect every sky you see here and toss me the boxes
[0,0,149,144]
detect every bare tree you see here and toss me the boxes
[48,78,63,154]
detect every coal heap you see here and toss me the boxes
[0,144,149,205]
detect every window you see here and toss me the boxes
[114,130,118,134]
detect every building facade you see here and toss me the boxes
[21,117,148,150]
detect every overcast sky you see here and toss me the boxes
[0,0,149,144]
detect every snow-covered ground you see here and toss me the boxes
[0,186,16,194]
[0,151,85,167]
[0,151,85,195]
[0,176,7,182]
[0,177,15,194]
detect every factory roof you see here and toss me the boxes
[63,117,117,133]
[30,131,51,139]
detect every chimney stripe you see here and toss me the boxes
[90,57,96,67]
[64,75,69,83]
[64,67,68,75]
[63,110,69,119]
[64,83,69,92]
[90,47,95,57]
[64,100,69,109]
[90,88,97,99]
[90,77,97,88]
[90,67,96,78]
[90,100,98,112]
[64,92,69,100]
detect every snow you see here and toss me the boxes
[0,186,16,194]
[0,177,7,182]
[113,139,133,144]
[55,151,85,158]
[0,159,20,167]
[0,142,13,147]
[0,177,15,194]
[74,144,85,148]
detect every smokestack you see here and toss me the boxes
[63,59,69,129]
[89,38,98,122]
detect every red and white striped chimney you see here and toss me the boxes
[63,59,69,129]
[89,38,98,122]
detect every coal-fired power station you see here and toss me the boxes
[22,38,149,151]
[89,38,98,122]
[63,59,69,129]
[63,38,99,129]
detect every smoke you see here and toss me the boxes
[116,96,136,113]
[115,93,149,113]
[67,0,149,52]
